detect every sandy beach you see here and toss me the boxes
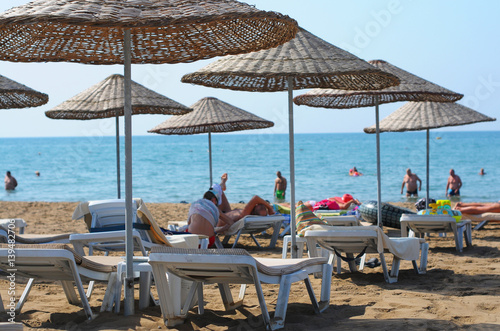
[1,200,499,330]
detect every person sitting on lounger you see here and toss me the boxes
[454,201,500,214]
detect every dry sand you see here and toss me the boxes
[1,201,499,330]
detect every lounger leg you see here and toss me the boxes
[358,254,366,271]
[63,272,95,320]
[379,253,397,283]
[150,264,186,327]
[390,257,401,279]
[218,283,243,310]
[197,283,204,315]
[280,224,290,237]
[304,276,320,314]
[319,263,332,311]
[138,271,152,310]
[269,223,281,249]
[61,280,80,305]
[86,281,95,299]
[15,278,34,313]
[455,228,464,252]
[214,236,224,249]
[465,223,472,248]
[474,220,488,230]
[180,282,199,316]
[346,253,357,273]
[413,242,429,274]
[249,234,262,248]
[101,272,118,312]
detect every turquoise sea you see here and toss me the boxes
[0,131,498,204]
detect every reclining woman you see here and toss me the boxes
[214,173,275,222]
[454,201,500,214]
[187,174,275,247]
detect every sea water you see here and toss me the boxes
[0,131,498,204]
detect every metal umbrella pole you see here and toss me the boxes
[426,128,430,209]
[287,77,297,258]
[115,109,121,199]
[209,127,213,187]
[123,29,134,316]
[375,95,382,228]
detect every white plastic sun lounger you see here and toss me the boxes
[0,243,121,319]
[0,218,72,244]
[305,225,428,283]
[71,199,202,256]
[400,214,472,252]
[217,215,285,249]
[148,246,332,330]
[461,213,500,230]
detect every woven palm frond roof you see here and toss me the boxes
[45,74,192,119]
[149,97,274,135]
[294,60,464,109]
[181,28,400,92]
[0,74,48,109]
[0,0,298,64]
[364,101,496,133]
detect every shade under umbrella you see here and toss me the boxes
[0,0,298,315]
[0,74,48,109]
[294,59,464,228]
[149,96,274,186]
[46,74,192,198]
[182,27,400,258]
[364,101,496,204]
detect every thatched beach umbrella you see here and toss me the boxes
[294,60,464,227]
[364,101,496,204]
[149,96,274,186]
[182,28,400,257]
[0,74,48,109]
[0,0,298,315]
[46,74,192,198]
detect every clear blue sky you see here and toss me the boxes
[0,0,498,137]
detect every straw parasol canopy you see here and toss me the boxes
[0,74,48,109]
[181,27,400,258]
[182,28,400,91]
[294,59,463,108]
[149,96,273,134]
[149,96,273,185]
[364,101,496,205]
[45,74,192,119]
[293,59,464,228]
[363,101,496,133]
[0,0,298,65]
[46,74,192,199]
[0,0,298,315]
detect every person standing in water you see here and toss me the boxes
[401,168,422,197]
[446,169,462,197]
[4,171,17,190]
[274,171,287,202]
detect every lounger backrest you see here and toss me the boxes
[88,199,152,244]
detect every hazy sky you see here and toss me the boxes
[0,0,498,137]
